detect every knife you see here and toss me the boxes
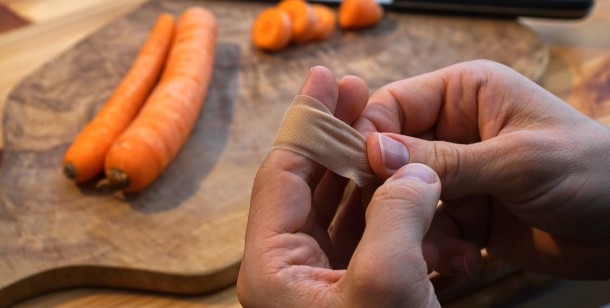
[264,0,594,19]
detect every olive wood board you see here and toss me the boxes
[0,0,549,306]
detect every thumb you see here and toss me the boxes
[344,163,440,307]
[368,132,510,198]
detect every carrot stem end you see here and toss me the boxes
[107,168,131,190]
[63,162,77,179]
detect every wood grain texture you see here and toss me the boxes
[0,0,148,150]
[0,0,549,306]
[0,0,143,24]
[14,286,241,308]
[523,0,610,121]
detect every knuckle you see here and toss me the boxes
[359,100,402,133]
[460,59,507,77]
[348,262,399,299]
[373,180,428,204]
[348,253,423,303]
[429,142,462,185]
[455,60,511,90]
[466,59,504,70]
[370,180,437,216]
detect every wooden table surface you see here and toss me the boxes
[1,0,610,307]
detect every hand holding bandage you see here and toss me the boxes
[354,60,610,279]
[238,66,443,307]
[239,61,610,307]
[273,95,376,187]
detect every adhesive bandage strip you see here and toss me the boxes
[272,95,377,187]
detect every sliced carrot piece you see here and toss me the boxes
[311,4,336,41]
[277,0,317,43]
[339,0,383,30]
[252,7,292,52]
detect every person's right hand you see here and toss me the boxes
[354,60,610,279]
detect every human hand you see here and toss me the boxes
[237,67,442,307]
[355,60,610,279]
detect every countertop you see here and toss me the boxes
[1,0,609,306]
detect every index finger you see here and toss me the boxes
[353,60,516,144]
[247,66,339,237]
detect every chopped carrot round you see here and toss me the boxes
[311,4,336,41]
[277,0,317,43]
[252,7,293,52]
[339,0,384,30]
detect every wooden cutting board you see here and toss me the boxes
[0,0,549,306]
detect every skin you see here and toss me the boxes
[237,67,442,307]
[357,60,610,279]
[237,61,610,306]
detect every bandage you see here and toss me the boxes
[273,95,377,187]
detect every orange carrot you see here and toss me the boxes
[339,0,383,30]
[252,7,293,52]
[62,13,175,183]
[311,4,336,41]
[102,7,217,192]
[277,0,317,43]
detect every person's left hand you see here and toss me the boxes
[236,67,442,307]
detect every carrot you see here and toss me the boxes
[339,0,383,30]
[277,0,317,43]
[311,4,336,41]
[62,13,175,183]
[101,7,217,193]
[252,7,293,52]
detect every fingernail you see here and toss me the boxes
[378,133,409,172]
[300,67,317,94]
[450,255,473,276]
[304,66,316,80]
[394,163,437,184]
[307,67,315,78]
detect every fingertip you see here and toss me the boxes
[437,238,484,277]
[366,133,411,179]
[338,75,368,94]
[367,133,392,179]
[338,74,365,85]
[299,66,338,112]
[336,75,369,124]
[393,163,437,184]
[449,249,483,276]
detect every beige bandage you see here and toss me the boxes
[273,95,376,187]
